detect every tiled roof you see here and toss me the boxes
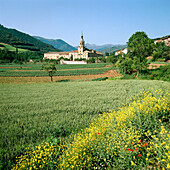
[70,50,78,53]
[115,49,123,53]
[96,51,103,55]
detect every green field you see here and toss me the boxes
[0,63,114,77]
[0,63,108,69]
[0,43,29,52]
[0,80,169,169]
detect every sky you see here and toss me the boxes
[0,0,170,46]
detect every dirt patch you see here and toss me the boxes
[0,70,122,83]
[147,56,153,60]
[148,63,167,69]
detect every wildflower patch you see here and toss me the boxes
[12,90,170,169]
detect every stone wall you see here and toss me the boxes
[60,60,87,64]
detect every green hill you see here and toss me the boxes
[0,43,29,52]
[99,44,127,54]
[0,25,61,52]
[34,36,76,51]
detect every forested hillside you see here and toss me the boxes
[34,36,76,51]
[99,44,127,54]
[0,25,60,52]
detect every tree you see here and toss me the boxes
[101,56,106,63]
[70,55,73,61]
[105,52,109,56]
[127,31,154,76]
[88,57,95,63]
[115,54,133,74]
[106,54,117,64]
[152,42,170,61]
[42,64,57,82]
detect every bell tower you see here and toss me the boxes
[78,33,85,54]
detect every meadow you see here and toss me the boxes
[0,80,169,169]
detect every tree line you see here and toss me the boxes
[0,48,44,64]
[106,32,170,76]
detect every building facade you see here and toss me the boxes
[115,48,128,56]
[43,34,103,61]
[154,36,170,46]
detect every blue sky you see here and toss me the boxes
[0,0,170,46]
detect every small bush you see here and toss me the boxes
[108,76,122,80]
[92,77,108,81]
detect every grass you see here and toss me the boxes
[150,61,170,64]
[0,63,114,77]
[139,64,170,81]
[0,43,29,52]
[0,80,169,169]
[119,64,170,82]
[0,63,108,69]
[0,68,113,77]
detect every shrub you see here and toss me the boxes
[91,77,108,81]
[108,76,122,80]
[140,64,170,81]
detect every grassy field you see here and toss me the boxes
[0,63,115,77]
[0,71,121,83]
[0,80,169,169]
[0,43,29,52]
[0,63,108,69]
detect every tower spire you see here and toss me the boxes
[81,31,83,40]
[78,32,85,54]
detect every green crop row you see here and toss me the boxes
[0,63,108,70]
[0,67,113,77]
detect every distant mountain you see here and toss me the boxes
[99,45,127,54]
[34,36,76,52]
[75,43,114,51]
[85,43,114,51]
[0,25,60,52]
[74,42,127,54]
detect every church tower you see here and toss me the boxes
[78,33,85,54]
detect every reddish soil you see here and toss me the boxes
[148,63,167,69]
[0,69,122,83]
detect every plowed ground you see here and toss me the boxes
[0,69,122,83]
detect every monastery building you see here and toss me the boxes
[43,34,103,61]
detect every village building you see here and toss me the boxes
[43,34,103,62]
[115,48,128,56]
[154,35,170,46]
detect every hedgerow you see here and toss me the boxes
[12,89,170,169]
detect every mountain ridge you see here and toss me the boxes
[99,44,127,54]
[74,43,114,51]
[34,36,76,52]
[0,25,60,52]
